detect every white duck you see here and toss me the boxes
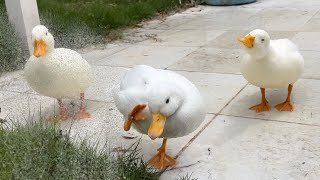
[113,65,206,169]
[239,29,304,112]
[24,25,93,120]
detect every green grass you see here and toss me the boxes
[0,0,190,73]
[37,0,190,48]
[179,173,198,180]
[0,119,160,180]
[0,1,27,73]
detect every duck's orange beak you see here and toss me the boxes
[34,39,46,57]
[238,34,255,48]
[148,112,166,140]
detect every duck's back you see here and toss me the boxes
[120,65,155,90]
[271,39,299,57]
[24,48,93,98]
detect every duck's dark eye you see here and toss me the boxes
[165,98,170,104]
[46,32,48,36]
[261,38,265,42]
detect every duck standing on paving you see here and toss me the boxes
[113,65,206,169]
[24,25,93,120]
[239,29,304,112]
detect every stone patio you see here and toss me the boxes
[1,0,320,179]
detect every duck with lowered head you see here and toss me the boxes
[114,65,206,169]
[239,29,304,112]
[24,25,94,120]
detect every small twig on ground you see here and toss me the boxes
[165,161,201,171]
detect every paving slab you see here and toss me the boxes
[81,44,129,64]
[248,8,316,31]
[0,71,30,93]
[0,93,54,121]
[172,16,247,31]
[139,30,224,47]
[200,7,262,19]
[286,0,320,9]
[300,18,320,32]
[0,91,21,103]
[172,8,262,31]
[161,115,320,180]
[239,0,285,8]
[168,48,243,74]
[240,0,320,10]
[86,66,129,102]
[292,32,320,51]
[174,71,247,113]
[93,45,197,68]
[222,79,320,126]
[142,16,196,30]
[314,10,320,18]
[301,50,320,79]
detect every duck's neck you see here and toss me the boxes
[47,48,54,55]
[250,46,271,60]
[43,46,55,57]
[45,40,55,55]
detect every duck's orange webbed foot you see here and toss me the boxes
[148,139,176,170]
[74,110,91,119]
[74,93,91,120]
[48,111,70,122]
[275,84,294,112]
[124,104,147,131]
[48,99,70,122]
[249,88,270,113]
[275,101,294,112]
[59,110,69,120]
[249,101,270,112]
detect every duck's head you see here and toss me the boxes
[239,29,270,58]
[147,83,184,140]
[31,25,54,58]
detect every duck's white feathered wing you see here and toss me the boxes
[114,65,155,117]
[120,65,155,90]
[113,65,155,133]
[113,86,152,134]
[113,87,147,118]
